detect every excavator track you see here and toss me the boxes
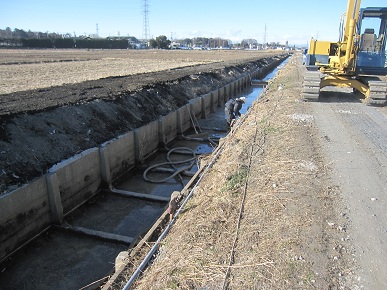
[366,79,387,106]
[302,71,321,101]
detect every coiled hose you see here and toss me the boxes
[142,147,197,185]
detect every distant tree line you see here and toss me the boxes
[1,27,293,50]
[149,35,171,49]
[0,27,140,49]
[0,27,236,50]
[158,36,233,49]
[19,38,134,49]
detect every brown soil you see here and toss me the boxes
[0,49,284,194]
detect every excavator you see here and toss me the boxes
[303,0,387,105]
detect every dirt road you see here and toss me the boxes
[127,54,387,289]
[310,91,387,289]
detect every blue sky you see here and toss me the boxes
[1,0,386,45]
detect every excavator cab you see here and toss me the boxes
[356,7,387,75]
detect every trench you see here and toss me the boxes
[0,56,289,290]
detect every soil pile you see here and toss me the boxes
[0,51,285,195]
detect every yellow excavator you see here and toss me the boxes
[303,0,387,105]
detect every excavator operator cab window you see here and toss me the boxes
[360,28,376,52]
[356,8,387,74]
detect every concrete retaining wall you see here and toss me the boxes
[225,84,231,100]
[177,104,191,134]
[218,87,226,107]
[0,55,289,262]
[49,148,101,214]
[100,132,136,185]
[0,177,50,260]
[190,97,202,120]
[134,120,160,164]
[202,93,212,118]
[159,111,178,146]
[212,90,219,109]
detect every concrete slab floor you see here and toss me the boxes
[0,228,127,290]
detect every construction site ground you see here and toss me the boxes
[1,49,386,290]
[124,54,387,290]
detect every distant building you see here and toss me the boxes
[170,42,181,49]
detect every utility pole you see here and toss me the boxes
[96,23,99,37]
[263,24,267,49]
[141,0,150,42]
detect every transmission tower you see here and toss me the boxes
[141,0,150,42]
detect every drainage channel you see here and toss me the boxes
[0,57,289,290]
[0,126,226,290]
[116,57,291,290]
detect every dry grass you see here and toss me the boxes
[0,49,277,94]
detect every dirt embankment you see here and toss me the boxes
[0,50,286,194]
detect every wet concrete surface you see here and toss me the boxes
[0,123,227,290]
[0,228,127,290]
[66,193,166,239]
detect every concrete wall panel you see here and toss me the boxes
[234,80,239,95]
[159,111,178,145]
[257,68,263,79]
[100,132,136,184]
[49,148,101,213]
[177,104,191,133]
[134,120,159,163]
[211,90,219,109]
[229,82,235,98]
[225,84,231,100]
[242,76,248,90]
[247,75,252,88]
[218,87,225,106]
[189,98,202,120]
[202,93,212,117]
[0,177,50,260]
